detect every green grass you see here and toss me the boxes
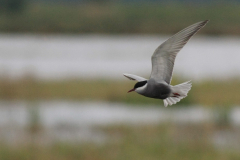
[0,124,239,160]
[1,2,240,35]
[1,77,240,107]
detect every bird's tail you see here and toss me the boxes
[163,81,192,107]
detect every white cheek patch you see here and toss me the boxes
[135,83,147,93]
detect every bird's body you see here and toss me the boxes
[135,79,171,99]
[124,20,209,107]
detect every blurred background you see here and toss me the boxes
[1,0,240,159]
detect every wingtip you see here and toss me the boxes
[201,20,209,25]
[123,73,129,77]
[123,73,136,81]
[198,20,209,26]
[123,73,128,79]
[186,80,192,84]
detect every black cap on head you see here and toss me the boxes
[134,81,147,89]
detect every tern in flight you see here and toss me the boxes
[123,20,209,107]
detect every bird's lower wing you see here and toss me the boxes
[123,73,147,82]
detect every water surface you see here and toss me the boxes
[0,34,240,80]
[0,101,240,148]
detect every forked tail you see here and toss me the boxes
[163,81,192,107]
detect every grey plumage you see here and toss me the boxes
[123,20,209,107]
[141,79,171,99]
[150,20,209,84]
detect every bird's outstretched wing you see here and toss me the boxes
[150,20,209,84]
[123,73,147,82]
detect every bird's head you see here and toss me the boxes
[128,81,147,93]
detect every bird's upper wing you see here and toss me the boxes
[123,73,147,82]
[150,20,209,84]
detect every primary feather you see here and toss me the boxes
[150,20,209,84]
[123,73,147,82]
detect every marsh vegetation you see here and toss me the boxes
[0,2,240,35]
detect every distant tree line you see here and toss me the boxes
[30,0,240,3]
[0,0,27,13]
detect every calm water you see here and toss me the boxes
[0,101,214,128]
[0,34,240,80]
[0,101,240,148]
[1,100,240,127]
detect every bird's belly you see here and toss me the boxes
[143,83,171,99]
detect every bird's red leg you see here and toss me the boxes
[173,93,180,97]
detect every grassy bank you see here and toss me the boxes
[1,2,240,35]
[0,124,239,160]
[0,78,240,107]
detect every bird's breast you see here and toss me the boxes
[144,82,171,99]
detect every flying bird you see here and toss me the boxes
[123,20,209,107]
